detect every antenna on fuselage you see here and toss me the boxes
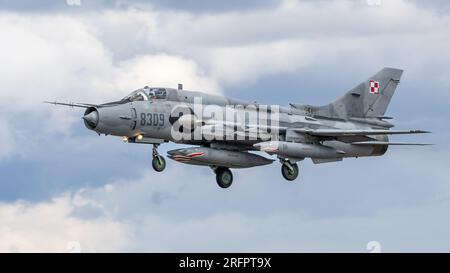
[178,83,183,90]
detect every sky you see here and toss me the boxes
[0,0,448,252]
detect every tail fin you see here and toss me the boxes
[303,67,403,119]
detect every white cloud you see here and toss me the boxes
[0,12,221,105]
[1,0,450,115]
[2,150,450,252]
[0,11,221,156]
[87,0,450,89]
[113,54,220,94]
[0,14,111,108]
[208,41,316,85]
[0,196,129,252]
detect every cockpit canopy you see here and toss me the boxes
[122,86,167,102]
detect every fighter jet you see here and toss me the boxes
[46,67,430,188]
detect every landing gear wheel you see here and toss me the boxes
[151,144,166,172]
[215,167,233,188]
[281,162,299,181]
[152,155,166,172]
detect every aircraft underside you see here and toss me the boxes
[138,135,391,189]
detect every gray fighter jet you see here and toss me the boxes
[46,67,430,188]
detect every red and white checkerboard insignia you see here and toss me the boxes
[369,80,380,94]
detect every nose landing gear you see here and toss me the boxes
[152,144,166,172]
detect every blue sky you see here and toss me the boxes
[0,0,449,252]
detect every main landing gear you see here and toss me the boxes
[280,159,299,181]
[214,167,233,188]
[151,144,166,172]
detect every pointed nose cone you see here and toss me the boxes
[167,149,182,156]
[83,111,99,128]
[253,143,262,150]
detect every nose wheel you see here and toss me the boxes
[281,160,299,181]
[152,144,166,172]
[215,167,233,188]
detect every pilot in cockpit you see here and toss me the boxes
[147,88,167,100]
[122,87,167,102]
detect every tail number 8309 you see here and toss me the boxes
[140,113,165,127]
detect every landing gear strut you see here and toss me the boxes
[152,144,166,172]
[215,167,233,188]
[280,160,299,181]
